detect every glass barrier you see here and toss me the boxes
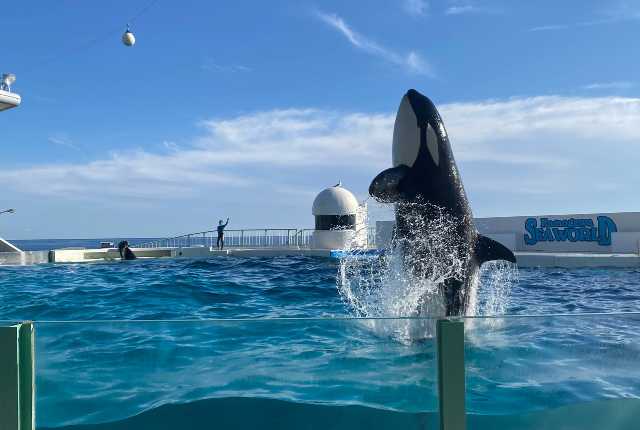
[464,313,640,430]
[35,318,439,430]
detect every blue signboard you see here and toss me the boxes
[524,216,618,246]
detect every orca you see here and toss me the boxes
[369,89,516,316]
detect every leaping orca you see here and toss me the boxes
[369,89,516,316]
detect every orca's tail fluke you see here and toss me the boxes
[474,234,517,264]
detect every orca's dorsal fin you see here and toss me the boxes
[369,165,410,203]
[475,234,516,264]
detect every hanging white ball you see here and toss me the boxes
[122,31,136,47]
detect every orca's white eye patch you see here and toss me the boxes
[392,95,420,168]
[426,123,440,166]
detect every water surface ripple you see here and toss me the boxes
[1,257,639,427]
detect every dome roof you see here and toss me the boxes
[312,185,359,216]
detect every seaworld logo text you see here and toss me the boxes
[524,216,618,246]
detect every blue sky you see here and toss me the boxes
[2,0,640,239]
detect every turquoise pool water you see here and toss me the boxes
[1,256,640,429]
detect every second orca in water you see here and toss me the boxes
[369,89,516,316]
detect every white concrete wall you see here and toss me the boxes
[478,212,640,253]
[49,247,331,263]
[50,248,171,263]
[311,230,358,250]
[376,212,640,254]
[0,251,49,265]
[516,252,640,268]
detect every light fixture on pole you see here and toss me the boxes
[122,24,136,46]
[0,73,21,111]
[1,73,16,91]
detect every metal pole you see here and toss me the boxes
[437,319,466,430]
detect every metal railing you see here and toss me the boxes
[135,229,306,249]
[134,227,377,250]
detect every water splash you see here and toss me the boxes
[336,201,519,342]
[475,260,519,316]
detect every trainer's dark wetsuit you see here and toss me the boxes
[217,220,229,250]
[124,246,137,260]
[118,241,128,259]
[118,240,137,260]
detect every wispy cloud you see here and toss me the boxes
[445,5,477,15]
[528,19,616,32]
[529,2,640,32]
[529,24,570,32]
[48,134,79,150]
[202,58,251,73]
[444,1,495,16]
[582,81,635,90]
[1,109,393,201]
[316,11,434,76]
[403,0,429,16]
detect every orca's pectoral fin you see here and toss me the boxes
[368,165,410,203]
[475,234,517,264]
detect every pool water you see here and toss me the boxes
[1,256,640,429]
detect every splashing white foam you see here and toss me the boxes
[336,201,519,342]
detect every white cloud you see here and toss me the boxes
[202,58,251,73]
[603,1,640,20]
[528,3,640,32]
[316,11,434,76]
[4,95,640,219]
[528,24,570,32]
[48,134,79,150]
[444,1,496,16]
[403,0,429,16]
[436,96,640,212]
[0,109,393,202]
[583,81,635,90]
[440,96,640,145]
[528,20,617,32]
[445,5,477,15]
[0,151,251,200]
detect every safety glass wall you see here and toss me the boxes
[35,318,439,430]
[464,313,640,430]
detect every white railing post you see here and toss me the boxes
[437,319,466,430]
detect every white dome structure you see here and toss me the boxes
[312,185,359,216]
[310,183,368,250]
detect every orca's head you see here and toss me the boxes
[392,89,448,170]
[369,89,451,203]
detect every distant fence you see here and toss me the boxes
[133,227,376,249]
